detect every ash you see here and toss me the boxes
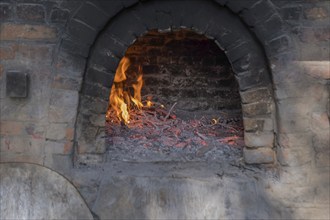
[105,106,244,163]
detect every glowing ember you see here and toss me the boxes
[146,100,153,108]
[107,56,147,124]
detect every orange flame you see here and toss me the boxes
[146,100,153,107]
[131,73,144,109]
[108,57,145,124]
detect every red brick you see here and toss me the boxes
[300,27,330,43]
[0,64,3,79]
[65,128,74,141]
[17,44,51,60]
[0,136,44,154]
[304,7,328,20]
[0,24,57,41]
[64,141,73,154]
[51,75,82,91]
[0,153,43,165]
[0,121,24,135]
[300,61,330,80]
[0,44,17,60]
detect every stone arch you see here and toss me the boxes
[58,0,292,60]
[54,0,292,165]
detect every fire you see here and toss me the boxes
[107,56,145,124]
[146,100,153,108]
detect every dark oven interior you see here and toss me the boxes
[105,29,244,162]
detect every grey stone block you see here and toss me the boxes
[105,10,146,45]
[240,87,272,104]
[243,147,275,164]
[240,0,276,26]
[89,50,120,73]
[60,37,90,57]
[267,34,291,55]
[59,0,83,13]
[242,102,272,117]
[227,0,258,13]
[243,117,274,132]
[81,82,110,99]
[66,19,97,45]
[226,42,252,63]
[254,14,285,42]
[46,123,67,141]
[85,67,114,88]
[49,105,78,123]
[213,0,229,6]
[56,51,87,78]
[244,131,274,148]
[17,4,45,22]
[282,6,302,21]
[121,0,139,8]
[235,69,270,91]
[0,3,14,21]
[79,96,108,114]
[51,75,82,91]
[50,8,70,23]
[89,113,105,127]
[74,153,104,168]
[50,89,79,108]
[73,2,109,30]
[215,31,242,51]
[97,0,124,16]
[6,71,29,98]
[95,33,127,58]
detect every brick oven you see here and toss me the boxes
[75,0,278,166]
[0,0,329,219]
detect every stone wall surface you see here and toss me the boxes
[0,162,93,219]
[0,0,329,219]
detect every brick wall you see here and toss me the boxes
[271,0,330,217]
[121,29,241,111]
[0,0,329,219]
[0,0,83,171]
[0,0,65,166]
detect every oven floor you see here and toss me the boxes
[105,109,244,163]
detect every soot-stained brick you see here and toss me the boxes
[81,82,110,99]
[66,19,97,45]
[50,8,70,23]
[6,71,29,98]
[282,6,302,21]
[61,37,90,58]
[85,68,114,88]
[17,4,45,22]
[0,3,14,21]
[74,2,109,29]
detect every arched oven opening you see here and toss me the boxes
[105,29,244,162]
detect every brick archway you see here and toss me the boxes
[54,0,292,166]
